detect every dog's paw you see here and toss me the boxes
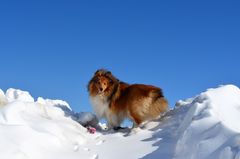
[113,126,124,131]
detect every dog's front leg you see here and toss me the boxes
[106,112,120,130]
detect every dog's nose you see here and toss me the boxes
[100,88,103,91]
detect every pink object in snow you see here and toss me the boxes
[87,126,96,134]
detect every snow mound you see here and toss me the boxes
[0,88,99,159]
[0,89,7,106]
[0,85,240,159]
[173,85,240,159]
[6,88,34,102]
[37,97,72,111]
[142,84,240,159]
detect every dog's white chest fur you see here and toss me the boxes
[89,95,110,119]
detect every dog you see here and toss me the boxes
[88,69,168,130]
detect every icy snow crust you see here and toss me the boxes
[0,85,240,159]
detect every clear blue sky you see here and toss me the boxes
[0,0,239,112]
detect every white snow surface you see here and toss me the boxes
[0,85,240,159]
[6,88,34,103]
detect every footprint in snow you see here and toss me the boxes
[73,144,79,151]
[94,135,102,140]
[91,154,98,159]
[95,140,104,145]
[83,147,90,151]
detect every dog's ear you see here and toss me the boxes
[94,70,100,75]
[94,69,110,76]
[94,69,104,76]
[106,71,112,75]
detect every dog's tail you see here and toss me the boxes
[149,89,168,118]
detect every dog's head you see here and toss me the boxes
[88,69,118,96]
[93,69,113,93]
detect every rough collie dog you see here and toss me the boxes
[88,69,168,130]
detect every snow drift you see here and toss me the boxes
[0,88,99,159]
[144,84,240,159]
[0,85,240,159]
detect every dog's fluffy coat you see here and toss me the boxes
[88,69,168,129]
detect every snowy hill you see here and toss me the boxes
[0,85,240,159]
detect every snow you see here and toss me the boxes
[36,97,72,111]
[173,85,240,159]
[6,88,34,103]
[0,85,240,159]
[0,89,7,106]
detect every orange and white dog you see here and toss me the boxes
[88,69,168,130]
